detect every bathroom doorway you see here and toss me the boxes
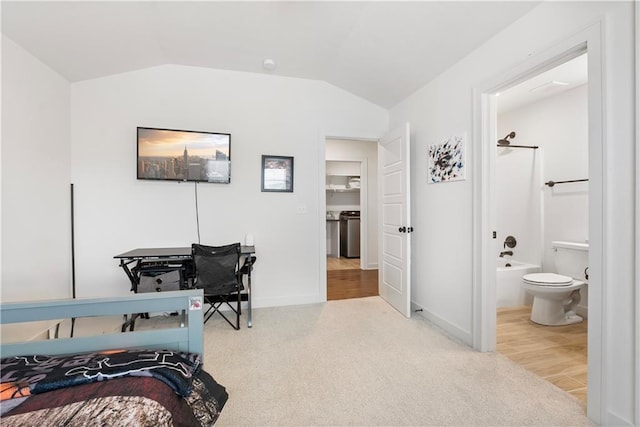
[324,138,379,300]
[494,54,589,408]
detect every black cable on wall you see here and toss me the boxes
[194,181,201,244]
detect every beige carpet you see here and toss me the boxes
[203,297,592,426]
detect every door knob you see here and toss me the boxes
[398,226,406,233]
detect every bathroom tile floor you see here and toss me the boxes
[496,306,588,410]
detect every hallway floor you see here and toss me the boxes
[497,306,588,410]
[327,256,378,300]
[326,256,361,270]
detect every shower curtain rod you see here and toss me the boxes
[545,178,589,187]
[496,144,539,149]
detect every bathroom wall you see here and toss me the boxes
[498,83,589,314]
[494,129,543,265]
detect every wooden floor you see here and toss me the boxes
[327,256,361,270]
[497,306,588,409]
[327,256,378,300]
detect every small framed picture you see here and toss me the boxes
[428,134,466,183]
[261,155,294,192]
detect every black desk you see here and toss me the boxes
[114,246,256,328]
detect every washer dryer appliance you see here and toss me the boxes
[339,211,360,258]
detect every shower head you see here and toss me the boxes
[497,131,516,146]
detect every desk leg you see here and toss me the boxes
[247,262,253,328]
[119,259,140,292]
[121,314,129,333]
[121,313,139,332]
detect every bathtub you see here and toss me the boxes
[496,258,541,308]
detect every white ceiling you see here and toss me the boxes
[497,54,588,114]
[1,1,541,109]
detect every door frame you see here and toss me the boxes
[636,6,640,425]
[318,132,380,303]
[471,21,605,422]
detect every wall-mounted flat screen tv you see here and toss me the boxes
[137,127,231,183]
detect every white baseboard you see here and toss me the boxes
[253,294,323,309]
[411,301,473,346]
[3,320,59,343]
[606,410,634,426]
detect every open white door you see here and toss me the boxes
[379,123,412,317]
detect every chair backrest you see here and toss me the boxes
[192,243,241,296]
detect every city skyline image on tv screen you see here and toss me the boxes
[137,127,231,183]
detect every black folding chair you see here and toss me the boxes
[192,242,243,329]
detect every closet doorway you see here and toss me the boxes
[325,138,379,300]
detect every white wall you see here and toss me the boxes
[326,160,360,212]
[390,2,635,425]
[70,65,388,306]
[494,132,543,265]
[1,35,71,302]
[326,139,379,268]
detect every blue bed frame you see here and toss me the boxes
[0,290,204,358]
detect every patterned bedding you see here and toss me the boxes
[0,349,228,426]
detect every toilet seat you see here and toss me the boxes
[523,273,573,287]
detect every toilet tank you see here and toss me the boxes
[552,241,589,282]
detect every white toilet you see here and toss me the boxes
[521,241,588,326]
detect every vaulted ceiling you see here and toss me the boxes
[1,1,540,108]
